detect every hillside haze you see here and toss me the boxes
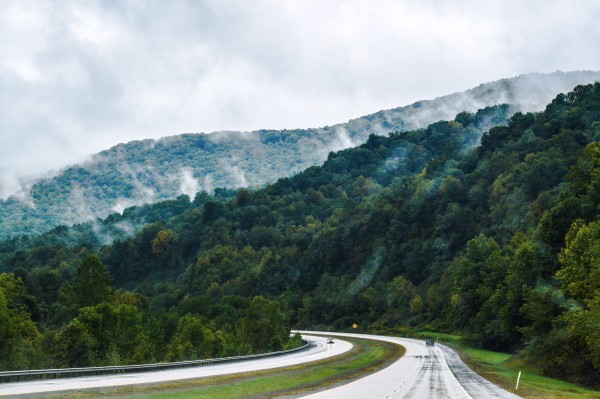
[1,70,600,240]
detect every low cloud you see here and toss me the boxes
[225,165,248,188]
[179,168,200,198]
[329,126,356,153]
[201,174,214,195]
[1,1,600,199]
[64,185,97,224]
[207,130,259,145]
[10,181,37,209]
[347,248,386,297]
[111,182,156,215]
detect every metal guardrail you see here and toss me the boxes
[0,340,310,383]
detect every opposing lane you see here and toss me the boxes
[0,335,352,397]
[297,331,521,399]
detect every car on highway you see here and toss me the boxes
[426,339,435,347]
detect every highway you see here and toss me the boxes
[297,331,521,399]
[1,331,522,398]
[0,335,352,397]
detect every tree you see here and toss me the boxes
[386,275,415,316]
[240,296,289,353]
[151,229,175,256]
[449,235,506,335]
[556,220,600,301]
[0,273,42,370]
[61,255,113,308]
[166,314,217,361]
[555,221,600,381]
[495,234,556,349]
[566,295,600,378]
[51,319,96,367]
[409,294,424,314]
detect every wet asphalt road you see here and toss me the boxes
[0,335,352,397]
[1,332,522,398]
[297,331,521,399]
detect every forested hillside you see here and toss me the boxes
[2,71,600,240]
[1,83,599,387]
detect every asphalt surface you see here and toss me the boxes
[0,335,352,397]
[1,331,522,398]
[296,331,522,399]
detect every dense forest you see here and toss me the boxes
[2,71,599,240]
[1,83,599,387]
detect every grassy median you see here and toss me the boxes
[34,336,404,399]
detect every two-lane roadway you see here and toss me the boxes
[297,331,521,399]
[1,331,521,398]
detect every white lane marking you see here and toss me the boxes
[434,346,473,399]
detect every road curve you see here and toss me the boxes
[296,331,521,399]
[0,335,352,397]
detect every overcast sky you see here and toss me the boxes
[1,0,599,198]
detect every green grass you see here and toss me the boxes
[455,345,512,364]
[459,347,600,399]
[37,336,405,399]
[413,330,463,344]
[419,332,600,399]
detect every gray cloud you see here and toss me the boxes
[179,168,200,198]
[1,0,600,198]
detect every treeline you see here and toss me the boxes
[0,254,298,370]
[1,85,599,386]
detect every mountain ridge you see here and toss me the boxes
[1,70,600,240]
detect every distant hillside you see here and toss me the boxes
[1,70,599,239]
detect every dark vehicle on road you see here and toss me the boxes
[426,339,435,347]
